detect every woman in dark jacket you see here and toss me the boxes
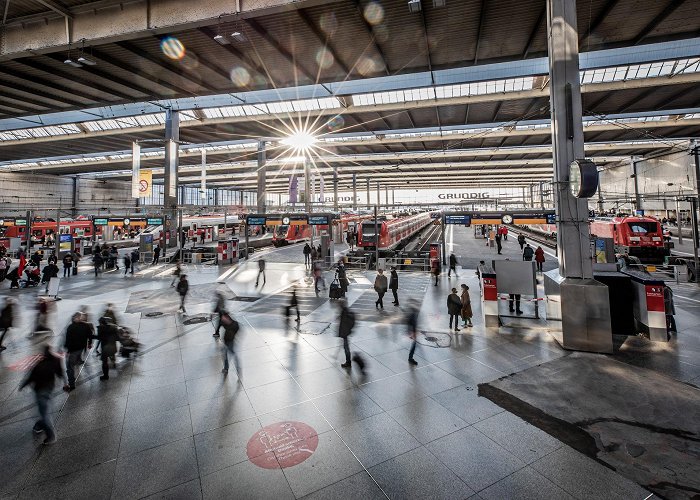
[447,288,462,332]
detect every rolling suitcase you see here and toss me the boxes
[329,280,344,299]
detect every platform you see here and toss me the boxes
[0,256,697,499]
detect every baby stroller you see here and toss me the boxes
[117,326,141,358]
[21,266,41,288]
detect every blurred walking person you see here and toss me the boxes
[92,251,103,277]
[664,285,676,333]
[213,287,226,338]
[255,258,266,287]
[303,243,311,267]
[63,312,92,391]
[447,288,461,332]
[285,286,301,331]
[177,274,189,313]
[431,258,441,286]
[94,317,119,381]
[152,245,161,265]
[448,253,459,277]
[389,266,400,306]
[32,297,52,335]
[221,312,241,379]
[170,260,181,286]
[313,261,326,296]
[406,299,419,366]
[460,284,473,327]
[337,299,356,369]
[123,252,131,276]
[19,345,64,444]
[0,298,15,352]
[62,252,73,278]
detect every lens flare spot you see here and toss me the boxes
[373,24,390,43]
[319,12,338,35]
[363,2,384,25]
[315,48,335,69]
[230,67,251,86]
[160,36,185,60]
[357,56,379,76]
[326,114,345,131]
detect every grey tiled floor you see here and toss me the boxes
[0,260,662,499]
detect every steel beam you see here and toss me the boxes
[633,0,687,46]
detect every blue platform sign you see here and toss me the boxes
[444,215,472,225]
[246,216,266,226]
[308,215,329,225]
[546,213,556,224]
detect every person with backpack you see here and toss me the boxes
[92,251,103,277]
[447,288,462,332]
[123,252,131,276]
[337,299,356,369]
[19,345,65,444]
[221,312,241,378]
[406,299,419,366]
[374,268,388,310]
[72,250,80,276]
[62,252,72,278]
[523,244,535,261]
[389,266,399,306]
[177,274,189,313]
[517,233,526,250]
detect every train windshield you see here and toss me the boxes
[627,222,659,234]
[361,223,375,236]
[275,225,289,237]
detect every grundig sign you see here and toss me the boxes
[437,192,491,200]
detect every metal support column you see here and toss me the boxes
[540,181,546,209]
[441,216,446,265]
[163,109,180,248]
[376,182,380,210]
[374,205,379,270]
[529,184,535,208]
[352,174,357,210]
[71,177,79,217]
[257,141,267,214]
[546,0,611,352]
[333,166,338,211]
[366,179,370,209]
[304,158,311,213]
[632,157,642,213]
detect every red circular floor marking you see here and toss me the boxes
[247,421,319,469]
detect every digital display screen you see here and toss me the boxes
[246,217,266,226]
[15,219,27,225]
[444,215,472,225]
[308,216,329,225]
[93,218,108,225]
[546,213,556,224]
[147,218,163,225]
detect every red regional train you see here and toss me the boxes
[589,216,669,263]
[358,212,435,250]
[2,219,102,243]
[271,213,374,247]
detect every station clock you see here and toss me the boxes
[569,159,599,198]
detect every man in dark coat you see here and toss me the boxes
[94,317,119,380]
[448,253,459,277]
[406,300,419,366]
[374,269,388,310]
[389,267,400,306]
[177,274,189,313]
[447,288,462,332]
[64,312,92,390]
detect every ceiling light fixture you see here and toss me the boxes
[433,0,446,6]
[64,58,82,68]
[231,31,247,42]
[77,56,97,66]
[213,34,230,45]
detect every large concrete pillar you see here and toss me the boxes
[72,176,79,217]
[257,141,267,213]
[545,0,611,352]
[631,157,642,213]
[163,109,179,248]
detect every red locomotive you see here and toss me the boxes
[358,212,435,250]
[589,216,669,263]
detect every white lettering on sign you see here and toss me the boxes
[437,193,491,200]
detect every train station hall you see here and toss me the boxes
[1,0,699,499]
